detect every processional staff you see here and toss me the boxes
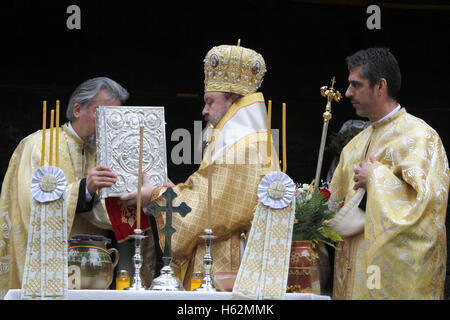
[313,77,341,191]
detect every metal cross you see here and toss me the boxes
[147,187,191,265]
[330,76,336,89]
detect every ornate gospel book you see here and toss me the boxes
[95,106,168,198]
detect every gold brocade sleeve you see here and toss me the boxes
[154,138,279,272]
[364,126,449,299]
[331,110,449,299]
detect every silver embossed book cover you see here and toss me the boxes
[95,106,168,198]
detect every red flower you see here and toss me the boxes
[319,188,331,200]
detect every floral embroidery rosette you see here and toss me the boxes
[257,171,296,209]
[31,166,66,203]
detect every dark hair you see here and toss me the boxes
[345,47,401,101]
[222,92,243,102]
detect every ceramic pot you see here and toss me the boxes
[68,234,119,290]
[213,271,238,292]
[287,240,320,294]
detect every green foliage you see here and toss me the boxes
[292,189,342,247]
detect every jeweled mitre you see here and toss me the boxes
[204,44,266,96]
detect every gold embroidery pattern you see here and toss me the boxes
[0,125,99,298]
[232,200,295,300]
[40,174,58,192]
[331,109,449,299]
[22,196,68,299]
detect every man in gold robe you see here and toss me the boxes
[121,43,280,289]
[329,47,449,299]
[0,77,128,298]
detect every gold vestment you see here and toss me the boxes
[153,93,280,289]
[0,124,110,298]
[331,108,449,299]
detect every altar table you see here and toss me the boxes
[4,289,330,300]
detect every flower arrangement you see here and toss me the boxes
[292,181,342,251]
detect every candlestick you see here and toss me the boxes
[282,102,287,173]
[194,228,217,292]
[136,123,144,230]
[207,124,214,230]
[41,101,47,167]
[126,229,147,291]
[195,124,218,292]
[267,100,272,163]
[55,100,60,168]
[49,109,54,167]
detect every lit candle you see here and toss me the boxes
[282,102,287,173]
[267,100,272,160]
[207,124,214,230]
[41,101,47,167]
[136,123,144,230]
[49,109,54,166]
[55,100,60,168]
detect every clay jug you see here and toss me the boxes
[287,240,320,294]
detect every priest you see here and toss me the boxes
[121,42,280,289]
[0,77,129,298]
[329,47,449,299]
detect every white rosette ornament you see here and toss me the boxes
[257,171,296,209]
[31,166,66,203]
[232,171,296,300]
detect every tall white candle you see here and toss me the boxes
[136,123,144,230]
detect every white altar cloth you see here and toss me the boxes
[4,289,330,300]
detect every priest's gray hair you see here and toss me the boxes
[66,77,129,121]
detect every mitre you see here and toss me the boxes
[203,41,266,96]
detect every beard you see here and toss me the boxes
[205,114,221,128]
[87,134,96,147]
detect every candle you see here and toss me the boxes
[136,123,144,230]
[55,100,60,168]
[282,102,287,173]
[41,101,47,167]
[267,100,272,160]
[207,124,214,230]
[49,109,54,166]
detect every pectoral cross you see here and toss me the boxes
[147,187,191,266]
